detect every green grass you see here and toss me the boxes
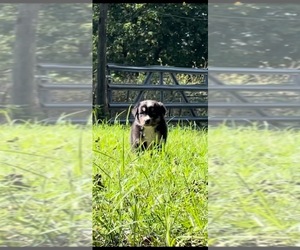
[92,122,208,247]
[209,125,300,247]
[0,123,92,247]
[3,121,299,247]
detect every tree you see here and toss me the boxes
[209,3,300,67]
[93,3,208,68]
[11,4,40,119]
[37,3,92,66]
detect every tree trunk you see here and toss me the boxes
[11,4,40,120]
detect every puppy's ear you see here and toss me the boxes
[158,102,167,116]
[131,103,140,117]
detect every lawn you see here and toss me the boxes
[92,122,208,247]
[208,125,300,247]
[0,123,92,247]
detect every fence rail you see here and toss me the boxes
[106,63,208,124]
[208,66,300,127]
[35,63,300,127]
[209,116,300,122]
[37,63,92,72]
[209,84,300,91]
[38,83,92,90]
[107,63,208,74]
[108,84,207,91]
[209,66,300,74]
[36,63,92,124]
[109,103,207,109]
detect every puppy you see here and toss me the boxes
[130,100,168,151]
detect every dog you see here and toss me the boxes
[130,100,168,151]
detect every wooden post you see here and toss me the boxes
[11,4,40,120]
[95,3,108,123]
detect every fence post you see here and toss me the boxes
[95,3,108,123]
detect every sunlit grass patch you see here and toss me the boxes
[93,123,208,247]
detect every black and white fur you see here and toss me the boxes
[130,100,168,151]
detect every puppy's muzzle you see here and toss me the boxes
[144,117,151,125]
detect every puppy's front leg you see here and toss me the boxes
[130,123,144,151]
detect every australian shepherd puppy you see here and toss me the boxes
[130,100,168,151]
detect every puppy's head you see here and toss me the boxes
[132,100,167,127]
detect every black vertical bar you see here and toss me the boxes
[170,72,197,117]
[95,3,108,123]
[159,72,164,102]
[134,72,153,104]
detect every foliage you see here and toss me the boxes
[209,3,300,67]
[93,122,208,246]
[37,4,92,65]
[0,4,17,70]
[209,125,300,246]
[0,3,92,71]
[93,3,208,68]
[0,123,92,246]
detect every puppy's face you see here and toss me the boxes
[132,100,166,127]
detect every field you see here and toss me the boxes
[0,123,92,247]
[0,121,207,247]
[209,125,300,247]
[92,122,208,247]
[2,121,299,247]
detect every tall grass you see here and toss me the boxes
[4,120,298,246]
[0,123,92,247]
[93,122,208,247]
[209,125,300,246]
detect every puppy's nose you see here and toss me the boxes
[145,118,151,125]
